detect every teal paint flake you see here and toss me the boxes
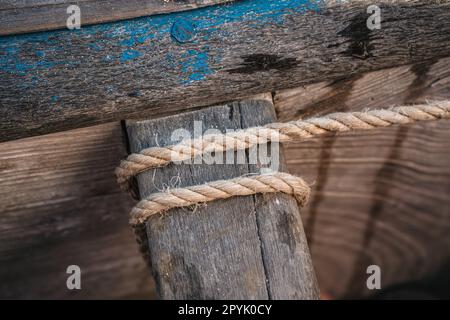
[0,0,323,86]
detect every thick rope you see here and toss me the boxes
[130,172,310,226]
[116,101,450,192]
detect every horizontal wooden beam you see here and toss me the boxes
[1,0,450,142]
[0,0,233,36]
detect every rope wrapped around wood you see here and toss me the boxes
[117,100,450,227]
[130,172,310,226]
[116,101,450,194]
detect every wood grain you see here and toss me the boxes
[274,57,450,121]
[1,0,450,141]
[285,123,450,298]
[0,122,155,299]
[126,99,319,299]
[274,58,450,298]
[0,0,233,36]
[1,58,450,298]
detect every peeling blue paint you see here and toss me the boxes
[36,50,45,58]
[181,48,213,84]
[120,49,142,62]
[0,0,322,86]
[120,38,136,47]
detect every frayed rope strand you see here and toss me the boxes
[116,101,450,192]
[129,172,310,226]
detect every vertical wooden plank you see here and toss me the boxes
[126,98,319,299]
[239,103,319,299]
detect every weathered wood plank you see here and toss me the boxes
[126,98,319,299]
[0,0,233,36]
[1,0,449,141]
[272,59,450,298]
[0,122,155,299]
[285,121,450,298]
[1,58,449,299]
[274,57,450,121]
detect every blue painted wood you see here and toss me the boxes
[171,19,198,43]
[0,0,321,84]
[0,0,449,141]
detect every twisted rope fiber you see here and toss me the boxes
[130,172,310,226]
[116,101,450,192]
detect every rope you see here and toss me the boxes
[117,100,450,271]
[129,172,310,226]
[116,101,450,192]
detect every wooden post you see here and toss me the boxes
[125,98,319,299]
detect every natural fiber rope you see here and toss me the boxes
[118,100,450,270]
[130,172,310,226]
[116,101,450,193]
